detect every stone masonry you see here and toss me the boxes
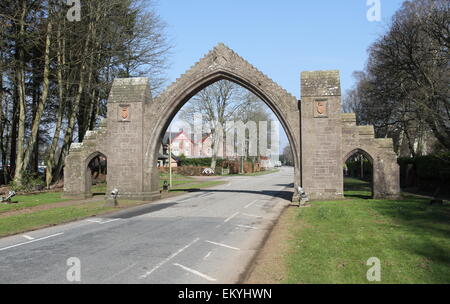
[64,43,400,201]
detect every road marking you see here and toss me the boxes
[173,263,217,282]
[244,200,258,209]
[237,224,258,230]
[0,233,64,252]
[242,213,263,219]
[224,212,239,223]
[203,251,213,260]
[22,235,34,240]
[104,262,137,282]
[86,218,121,225]
[205,240,240,251]
[140,238,200,279]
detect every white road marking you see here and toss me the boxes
[86,218,121,225]
[140,238,200,279]
[242,213,263,219]
[237,224,258,230]
[244,200,258,209]
[86,219,103,224]
[203,251,213,260]
[104,262,137,282]
[100,219,121,224]
[224,212,239,223]
[22,235,34,240]
[173,263,217,282]
[0,233,64,252]
[205,240,240,251]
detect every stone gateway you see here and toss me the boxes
[64,44,400,201]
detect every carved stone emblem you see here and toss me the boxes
[121,107,129,120]
[317,101,326,114]
[118,105,130,121]
[314,100,328,117]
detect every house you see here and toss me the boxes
[198,133,236,158]
[158,129,278,162]
[162,130,196,157]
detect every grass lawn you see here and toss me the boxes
[248,178,450,284]
[0,174,226,238]
[0,192,74,214]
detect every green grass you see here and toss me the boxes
[0,192,73,214]
[0,199,155,237]
[283,179,450,284]
[0,176,226,237]
[0,200,113,237]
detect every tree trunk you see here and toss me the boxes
[22,21,53,174]
[13,0,27,183]
[45,20,65,188]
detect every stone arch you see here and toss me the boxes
[343,148,374,164]
[63,123,109,199]
[341,113,400,199]
[85,151,108,196]
[141,44,302,200]
[64,44,400,201]
[343,148,375,198]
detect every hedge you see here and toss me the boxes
[398,153,450,192]
[178,157,224,167]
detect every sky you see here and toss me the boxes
[155,0,405,149]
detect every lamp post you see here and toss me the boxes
[169,127,173,188]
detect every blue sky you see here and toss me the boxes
[157,0,404,98]
[157,0,405,149]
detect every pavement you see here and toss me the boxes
[0,167,294,284]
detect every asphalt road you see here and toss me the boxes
[0,167,293,284]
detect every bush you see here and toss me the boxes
[179,157,224,167]
[10,172,45,193]
[398,153,450,193]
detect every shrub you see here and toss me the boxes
[10,172,45,193]
[398,153,450,192]
[179,157,224,167]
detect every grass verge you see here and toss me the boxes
[0,180,226,238]
[246,178,450,284]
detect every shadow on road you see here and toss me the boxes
[108,202,178,219]
[172,188,294,202]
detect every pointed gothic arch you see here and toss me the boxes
[64,43,400,202]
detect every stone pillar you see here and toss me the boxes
[300,70,344,200]
[63,147,88,198]
[106,78,157,200]
[373,139,401,199]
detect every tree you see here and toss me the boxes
[0,0,171,187]
[347,0,449,156]
[281,146,293,166]
[179,80,250,170]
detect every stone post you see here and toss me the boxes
[300,70,344,200]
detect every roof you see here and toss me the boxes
[162,131,205,145]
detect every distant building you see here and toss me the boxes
[158,130,279,164]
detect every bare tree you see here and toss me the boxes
[348,0,449,155]
[179,80,250,169]
[0,0,171,187]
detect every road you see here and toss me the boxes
[0,167,293,284]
